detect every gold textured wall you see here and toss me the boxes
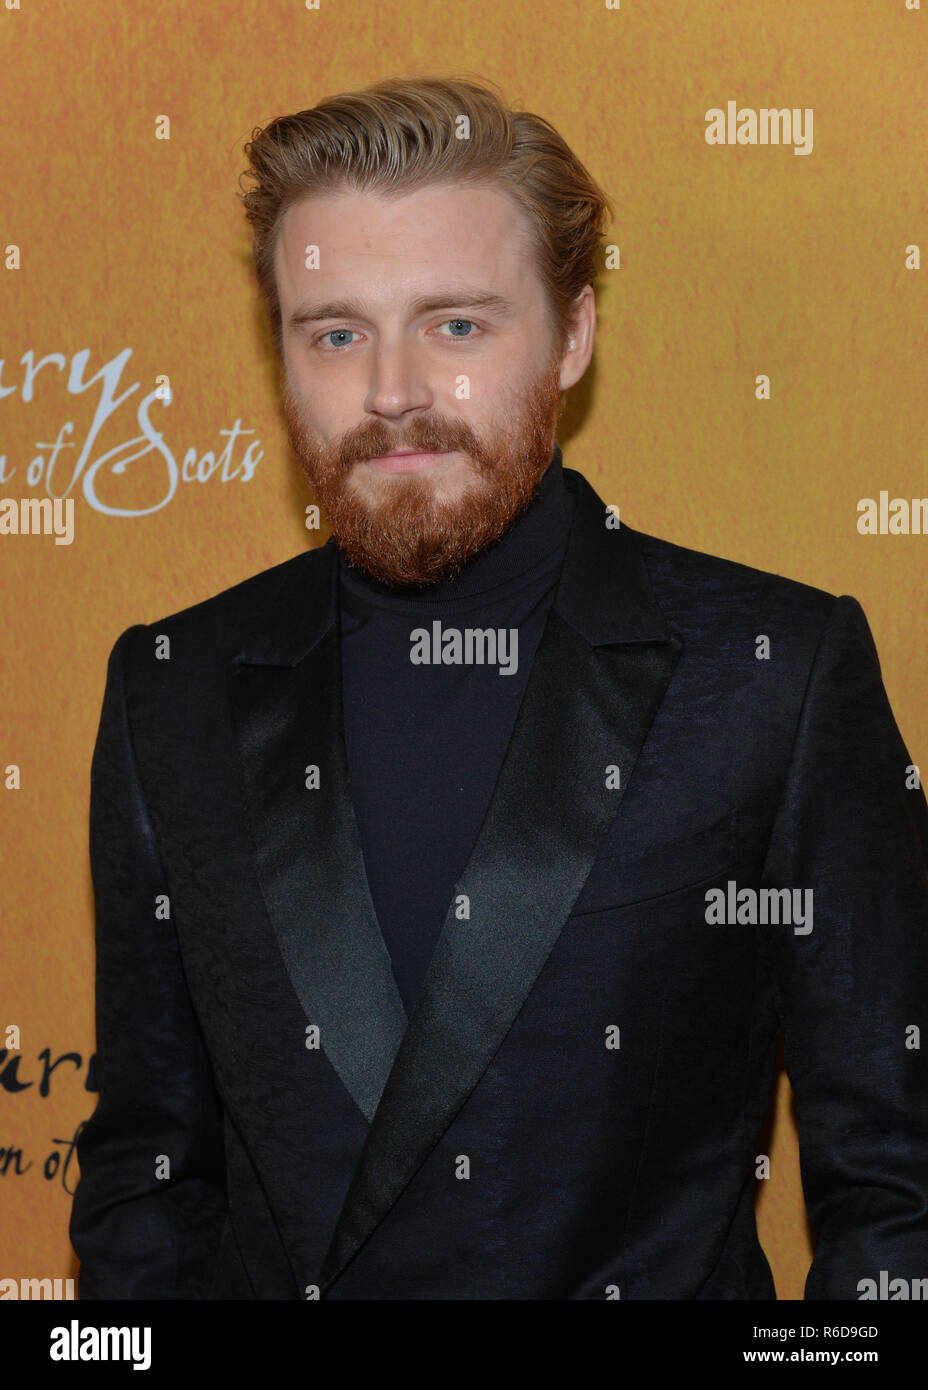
[1,0,924,1302]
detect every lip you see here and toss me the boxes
[366,449,453,474]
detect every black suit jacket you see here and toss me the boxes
[70,465,928,1299]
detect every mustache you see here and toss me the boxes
[342,418,480,467]
[283,393,485,473]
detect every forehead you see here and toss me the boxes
[274,180,544,309]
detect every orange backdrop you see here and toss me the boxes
[2,0,925,1301]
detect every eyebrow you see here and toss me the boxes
[288,288,516,330]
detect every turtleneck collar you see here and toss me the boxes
[336,442,574,612]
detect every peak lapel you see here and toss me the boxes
[228,543,407,1125]
[319,471,682,1291]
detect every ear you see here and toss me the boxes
[558,286,596,391]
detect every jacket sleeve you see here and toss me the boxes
[758,594,928,1299]
[69,624,229,1299]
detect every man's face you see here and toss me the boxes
[274,180,579,586]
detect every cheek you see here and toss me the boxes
[289,386,349,446]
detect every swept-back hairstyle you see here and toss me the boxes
[237,74,614,359]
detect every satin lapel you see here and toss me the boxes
[229,612,407,1126]
[319,586,682,1290]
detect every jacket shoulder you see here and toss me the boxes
[632,526,845,634]
[111,544,331,662]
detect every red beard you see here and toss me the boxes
[282,355,565,588]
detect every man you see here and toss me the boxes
[70,75,928,1300]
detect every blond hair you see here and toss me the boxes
[237,74,614,358]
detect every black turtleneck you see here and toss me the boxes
[337,444,576,1017]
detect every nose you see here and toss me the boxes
[363,336,435,420]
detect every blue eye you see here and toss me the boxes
[441,319,475,337]
[319,329,357,349]
[315,319,479,350]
